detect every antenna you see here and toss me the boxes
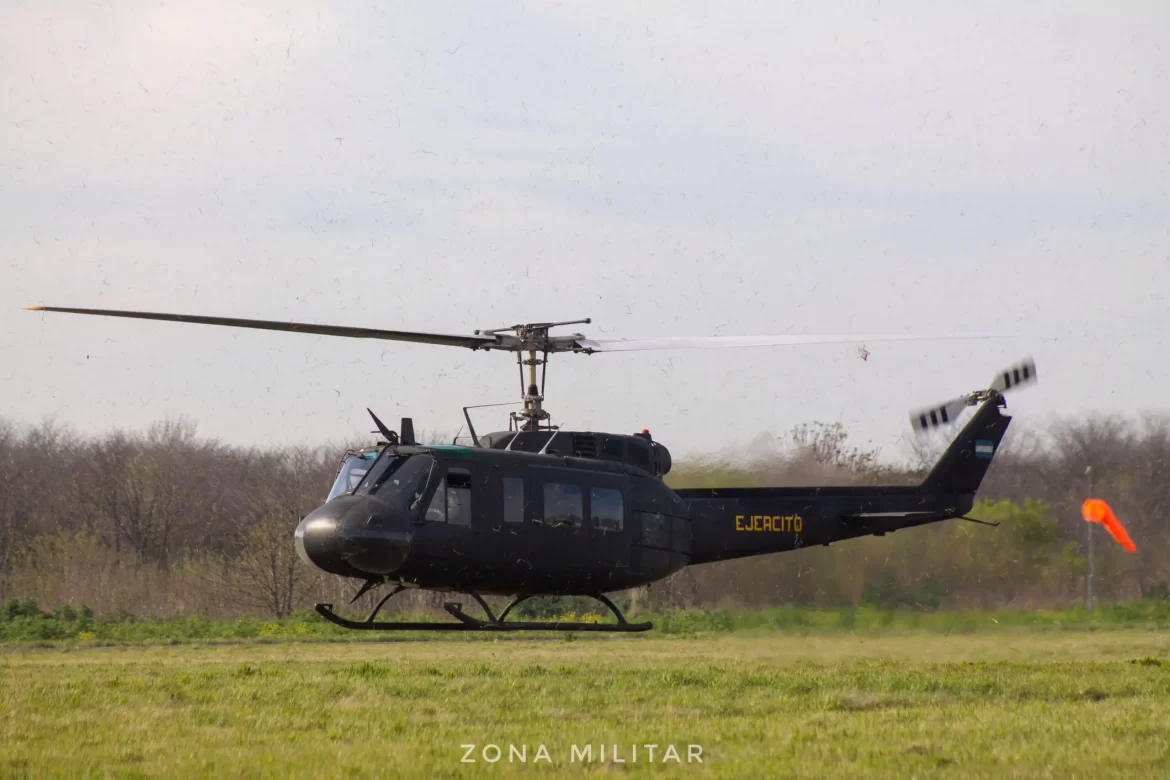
[461,401,516,447]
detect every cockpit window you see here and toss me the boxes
[354,453,434,510]
[355,452,408,494]
[326,450,379,502]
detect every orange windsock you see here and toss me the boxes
[1081,499,1137,553]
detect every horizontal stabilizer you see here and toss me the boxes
[847,511,941,520]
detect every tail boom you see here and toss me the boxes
[680,395,1010,565]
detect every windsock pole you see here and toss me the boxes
[1085,466,1094,609]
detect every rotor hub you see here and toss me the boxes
[470,319,596,431]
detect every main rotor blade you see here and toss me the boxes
[24,306,497,350]
[575,333,1001,353]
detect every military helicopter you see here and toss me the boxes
[26,306,1035,632]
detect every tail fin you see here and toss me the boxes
[920,394,1011,494]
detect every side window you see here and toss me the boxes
[543,482,582,528]
[424,470,472,526]
[503,477,525,523]
[590,488,623,532]
[425,477,447,522]
[447,469,472,527]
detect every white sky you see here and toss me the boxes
[3,1,1168,460]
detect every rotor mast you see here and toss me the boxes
[477,318,591,431]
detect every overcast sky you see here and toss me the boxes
[3,1,1168,461]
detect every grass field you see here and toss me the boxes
[3,632,1170,778]
[7,598,1170,646]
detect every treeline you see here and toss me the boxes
[0,414,1167,619]
[0,419,351,619]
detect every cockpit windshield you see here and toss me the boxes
[354,452,434,510]
[326,450,380,502]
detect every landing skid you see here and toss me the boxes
[314,589,652,633]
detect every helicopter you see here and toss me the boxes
[25,306,1035,632]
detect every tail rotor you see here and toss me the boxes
[910,358,1037,434]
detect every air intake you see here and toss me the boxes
[572,433,598,458]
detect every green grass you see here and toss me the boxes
[3,633,1170,777]
[6,598,1170,647]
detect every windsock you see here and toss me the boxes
[1081,499,1137,553]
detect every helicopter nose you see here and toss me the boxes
[295,495,412,577]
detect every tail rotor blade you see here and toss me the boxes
[910,396,971,434]
[989,358,1037,393]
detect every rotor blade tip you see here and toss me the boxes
[24,305,44,311]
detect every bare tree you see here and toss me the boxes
[215,447,330,618]
[81,420,208,567]
[0,419,19,576]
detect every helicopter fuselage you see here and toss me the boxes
[296,438,693,594]
[295,399,1008,597]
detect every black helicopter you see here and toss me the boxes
[26,306,1034,632]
